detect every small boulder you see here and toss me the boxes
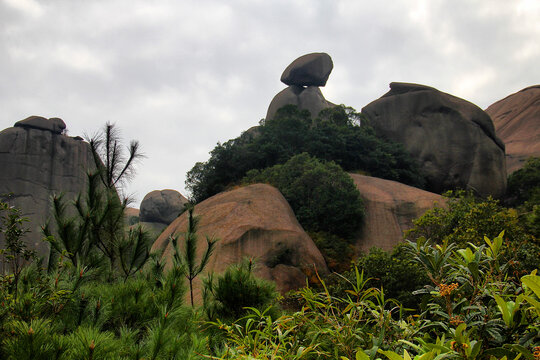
[139,189,188,225]
[362,82,507,198]
[14,116,66,134]
[281,53,333,87]
[486,85,540,174]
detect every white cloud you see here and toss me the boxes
[3,0,43,17]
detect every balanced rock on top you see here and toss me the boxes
[280,52,333,87]
[266,52,336,120]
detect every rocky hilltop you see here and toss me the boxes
[486,85,540,174]
[0,116,93,256]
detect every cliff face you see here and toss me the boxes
[486,85,540,174]
[0,116,94,256]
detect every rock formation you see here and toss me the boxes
[350,174,443,253]
[266,53,336,120]
[362,82,507,198]
[0,116,94,256]
[152,184,328,300]
[140,189,188,225]
[485,85,540,175]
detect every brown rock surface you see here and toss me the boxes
[152,184,328,300]
[266,85,335,120]
[362,82,507,198]
[350,174,443,253]
[0,119,94,256]
[485,85,540,174]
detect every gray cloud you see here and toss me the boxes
[1,0,538,206]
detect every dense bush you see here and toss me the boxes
[202,258,279,323]
[243,153,364,238]
[507,156,540,206]
[186,105,425,203]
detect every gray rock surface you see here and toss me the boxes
[0,118,94,256]
[14,116,67,134]
[266,85,335,120]
[362,82,507,198]
[281,52,333,87]
[139,189,188,225]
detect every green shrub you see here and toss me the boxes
[243,153,364,239]
[203,259,279,323]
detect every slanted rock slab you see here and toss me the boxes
[486,85,540,174]
[281,52,333,87]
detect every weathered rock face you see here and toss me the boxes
[152,184,328,300]
[281,52,333,87]
[139,189,188,225]
[362,82,507,198]
[350,174,443,253]
[485,85,540,175]
[0,117,94,256]
[266,52,336,120]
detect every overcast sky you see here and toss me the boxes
[1,0,539,207]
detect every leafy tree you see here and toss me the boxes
[243,153,364,238]
[186,105,425,203]
[169,206,218,307]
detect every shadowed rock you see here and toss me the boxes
[486,85,540,174]
[139,189,188,225]
[152,184,328,301]
[350,174,443,253]
[266,85,335,120]
[0,117,94,256]
[281,52,333,87]
[362,82,507,198]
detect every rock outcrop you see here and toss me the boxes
[140,189,188,225]
[152,184,328,300]
[485,85,540,174]
[266,53,336,120]
[362,82,507,198]
[350,174,443,253]
[0,116,94,256]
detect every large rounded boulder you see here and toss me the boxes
[362,82,507,198]
[152,184,328,299]
[486,85,540,174]
[139,189,188,225]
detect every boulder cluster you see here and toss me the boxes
[266,53,335,120]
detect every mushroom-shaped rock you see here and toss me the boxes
[350,174,443,253]
[14,116,66,134]
[486,85,540,174]
[266,85,335,120]
[362,82,507,198]
[281,52,333,87]
[139,189,188,225]
[152,184,328,300]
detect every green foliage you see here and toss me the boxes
[186,105,425,203]
[244,153,364,239]
[203,259,279,323]
[169,205,219,307]
[42,123,152,278]
[507,156,540,207]
[338,244,430,311]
